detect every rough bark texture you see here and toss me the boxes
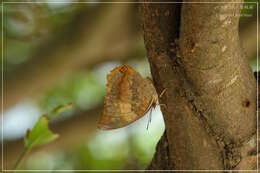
[141,0,257,170]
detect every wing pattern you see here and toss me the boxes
[98,65,157,130]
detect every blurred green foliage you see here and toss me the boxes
[14,104,72,171]
[2,2,88,72]
[21,123,165,171]
[39,71,105,118]
[240,1,257,15]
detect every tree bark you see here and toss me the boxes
[141,0,257,170]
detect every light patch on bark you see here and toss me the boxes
[219,14,227,21]
[222,46,227,52]
[207,78,223,85]
[248,137,256,148]
[225,75,238,89]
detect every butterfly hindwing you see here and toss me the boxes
[98,65,157,130]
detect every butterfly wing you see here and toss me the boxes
[98,65,157,130]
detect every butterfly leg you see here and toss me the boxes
[159,88,167,98]
[149,107,153,123]
[146,108,153,130]
[158,103,167,108]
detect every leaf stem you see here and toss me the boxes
[13,148,29,172]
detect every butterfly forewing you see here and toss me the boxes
[98,65,157,130]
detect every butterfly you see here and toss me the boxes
[98,65,165,130]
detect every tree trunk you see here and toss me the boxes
[141,0,257,170]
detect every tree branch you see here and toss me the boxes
[141,0,256,170]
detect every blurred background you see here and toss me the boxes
[0,1,258,171]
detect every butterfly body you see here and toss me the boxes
[98,65,158,130]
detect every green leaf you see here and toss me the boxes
[24,116,59,150]
[48,103,73,119]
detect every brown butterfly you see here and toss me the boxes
[98,65,164,130]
